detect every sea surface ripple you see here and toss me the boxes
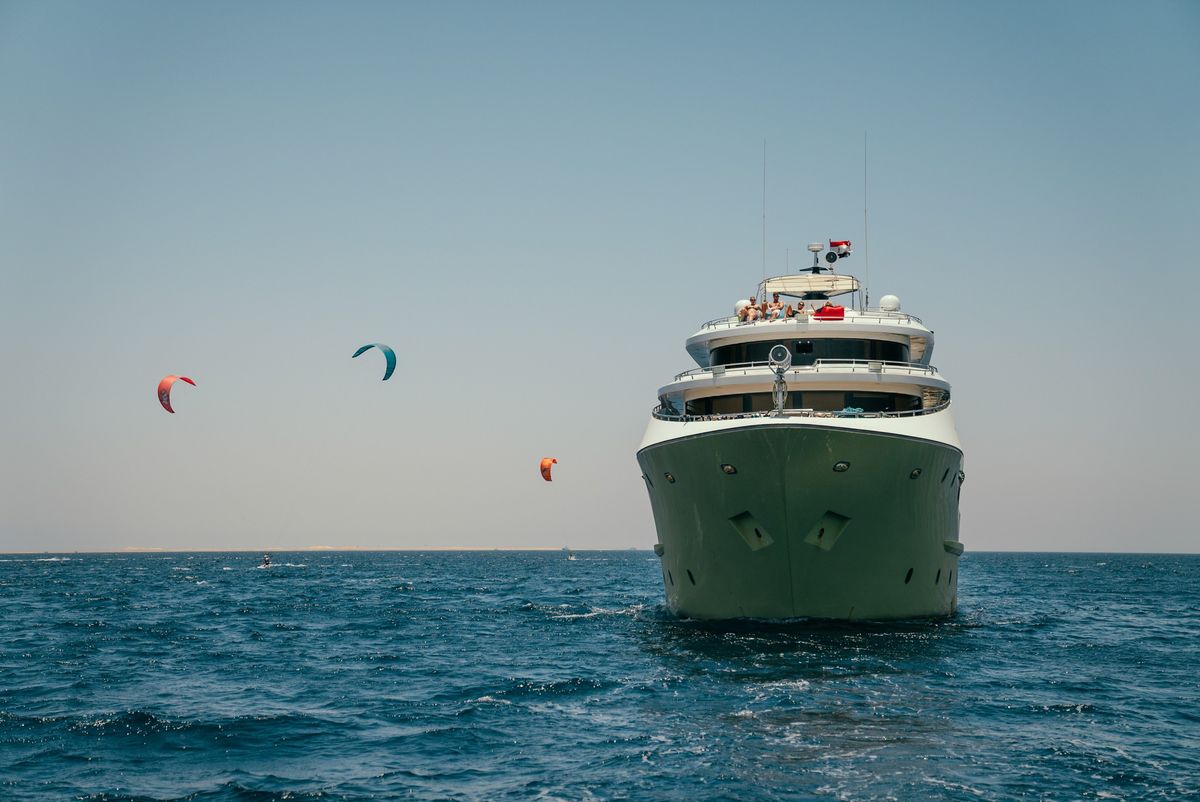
[1,551,1197,801]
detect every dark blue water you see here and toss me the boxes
[1,552,1197,801]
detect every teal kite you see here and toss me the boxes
[352,343,396,381]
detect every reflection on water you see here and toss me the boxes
[631,613,967,793]
[639,613,982,681]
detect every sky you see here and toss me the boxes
[1,0,1197,553]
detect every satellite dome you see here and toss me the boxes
[734,299,751,314]
[879,294,901,312]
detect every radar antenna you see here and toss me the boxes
[806,243,824,274]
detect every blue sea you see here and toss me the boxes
[1,552,1197,801]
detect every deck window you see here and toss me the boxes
[801,392,846,412]
[685,392,922,416]
[747,393,774,413]
[846,392,922,413]
[710,339,909,367]
[710,395,743,415]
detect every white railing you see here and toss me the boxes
[672,359,939,382]
[698,309,925,332]
[651,398,951,423]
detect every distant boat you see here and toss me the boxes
[260,552,272,569]
[563,547,576,561]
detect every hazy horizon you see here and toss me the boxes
[4,547,1198,555]
[3,1,1198,554]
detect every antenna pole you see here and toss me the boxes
[863,131,870,311]
[762,139,767,281]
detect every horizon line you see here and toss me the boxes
[1,547,1198,556]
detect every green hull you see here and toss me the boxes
[637,423,964,620]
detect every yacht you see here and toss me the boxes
[637,242,964,620]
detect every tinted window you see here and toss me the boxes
[685,392,921,415]
[845,392,921,413]
[710,339,909,367]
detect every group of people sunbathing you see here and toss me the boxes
[737,293,843,323]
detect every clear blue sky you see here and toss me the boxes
[2,1,1197,552]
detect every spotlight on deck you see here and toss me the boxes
[769,344,791,416]
[768,344,792,372]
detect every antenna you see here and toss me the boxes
[863,131,870,311]
[762,139,767,281]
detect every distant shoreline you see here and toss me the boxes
[0,546,652,554]
[1,548,1197,556]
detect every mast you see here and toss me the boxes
[863,131,870,311]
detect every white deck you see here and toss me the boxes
[685,309,934,368]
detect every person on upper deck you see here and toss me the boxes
[786,300,806,318]
[813,300,845,320]
[738,296,762,323]
[763,292,785,321]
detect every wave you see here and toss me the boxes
[77,781,330,802]
[1034,702,1097,715]
[521,601,649,621]
[446,676,617,709]
[68,710,191,736]
[61,709,356,743]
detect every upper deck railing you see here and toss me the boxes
[697,309,925,333]
[671,359,940,383]
[651,397,952,423]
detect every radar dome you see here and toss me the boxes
[734,299,751,314]
[879,294,901,312]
